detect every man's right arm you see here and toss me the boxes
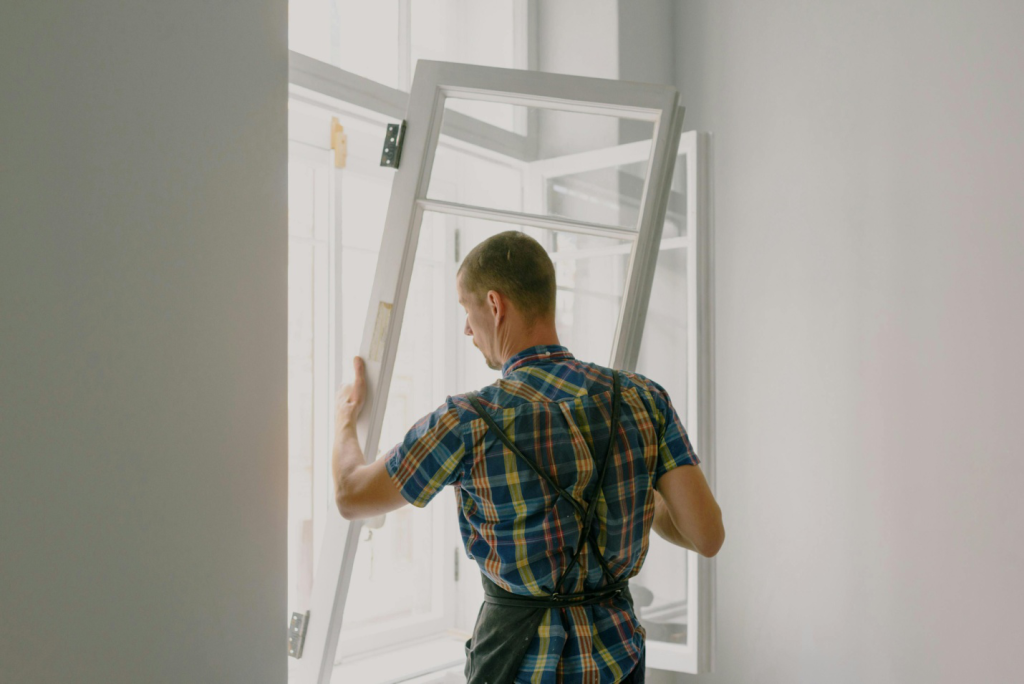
[653,464,724,557]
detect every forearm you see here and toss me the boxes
[332,422,366,506]
[651,491,699,552]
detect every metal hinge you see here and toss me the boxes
[287,611,309,659]
[380,121,407,168]
[330,117,347,169]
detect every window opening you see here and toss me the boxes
[288,57,713,683]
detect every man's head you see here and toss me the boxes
[456,231,558,370]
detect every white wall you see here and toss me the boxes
[665,2,1024,683]
[0,4,287,683]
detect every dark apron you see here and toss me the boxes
[464,372,644,684]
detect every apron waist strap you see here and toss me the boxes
[482,575,630,609]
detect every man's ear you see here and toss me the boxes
[487,290,505,323]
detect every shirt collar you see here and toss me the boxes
[502,345,574,377]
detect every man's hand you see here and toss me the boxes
[335,356,367,435]
[331,357,408,520]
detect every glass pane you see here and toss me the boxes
[338,170,393,369]
[290,0,401,89]
[548,231,632,365]
[428,98,655,230]
[432,211,635,367]
[665,153,689,239]
[287,242,315,620]
[339,213,451,638]
[428,143,524,208]
[544,147,688,239]
[291,0,519,118]
[376,213,450,459]
[287,155,333,628]
[287,130,398,644]
[633,211,691,646]
[288,163,314,238]
[411,0,518,129]
[636,245,688,418]
[631,540,689,644]
[546,164,646,233]
[340,506,438,630]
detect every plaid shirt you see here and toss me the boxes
[385,345,699,684]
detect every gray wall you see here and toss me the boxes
[666,2,1024,683]
[0,4,287,683]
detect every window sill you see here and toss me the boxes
[331,632,467,684]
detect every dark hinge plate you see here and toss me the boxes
[287,610,309,659]
[380,121,407,168]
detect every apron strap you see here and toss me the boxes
[463,372,636,684]
[467,371,623,596]
[482,574,630,608]
[554,370,622,594]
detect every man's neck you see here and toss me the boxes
[499,324,561,366]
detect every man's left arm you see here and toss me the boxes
[332,357,408,520]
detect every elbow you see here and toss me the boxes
[696,515,725,558]
[335,487,359,521]
[698,527,725,558]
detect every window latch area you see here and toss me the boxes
[380,121,407,168]
[287,610,310,659]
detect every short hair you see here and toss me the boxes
[457,231,556,321]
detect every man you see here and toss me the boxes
[333,231,724,683]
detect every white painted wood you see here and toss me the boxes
[692,131,716,673]
[289,51,532,161]
[437,82,666,120]
[545,236,687,263]
[609,106,683,371]
[417,198,639,240]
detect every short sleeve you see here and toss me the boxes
[652,384,700,482]
[384,397,466,507]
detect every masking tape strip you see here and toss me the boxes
[369,301,393,362]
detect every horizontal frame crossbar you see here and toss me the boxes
[440,86,660,122]
[417,199,640,241]
[546,236,688,263]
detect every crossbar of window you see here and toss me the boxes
[546,236,688,264]
[417,199,639,241]
[441,87,662,121]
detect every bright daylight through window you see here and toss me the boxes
[287,3,714,682]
